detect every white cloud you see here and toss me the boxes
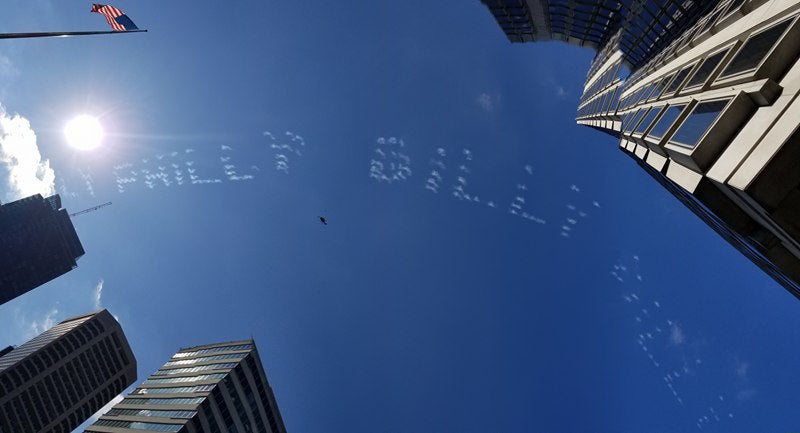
[669,323,685,346]
[28,308,59,338]
[93,279,105,310]
[0,105,56,202]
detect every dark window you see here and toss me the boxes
[718,19,793,79]
[685,49,729,88]
[664,64,695,95]
[648,104,686,140]
[670,99,731,148]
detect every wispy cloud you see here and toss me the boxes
[669,322,684,346]
[476,92,499,112]
[92,279,104,310]
[556,86,567,99]
[28,308,59,339]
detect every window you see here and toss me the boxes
[718,19,793,79]
[623,109,646,133]
[93,419,183,432]
[635,106,663,135]
[669,99,731,148]
[620,111,636,128]
[649,75,673,101]
[173,344,254,359]
[663,63,695,95]
[647,104,686,140]
[120,397,205,406]
[107,409,198,419]
[154,363,239,376]
[132,384,216,394]
[145,373,226,385]
[163,353,246,367]
[684,48,730,89]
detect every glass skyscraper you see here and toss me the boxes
[482,0,800,298]
[85,340,288,433]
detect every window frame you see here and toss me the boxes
[663,92,756,172]
[661,62,699,98]
[713,14,800,86]
[643,102,694,148]
[632,105,665,139]
[681,42,740,93]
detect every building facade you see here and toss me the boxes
[0,310,137,433]
[0,193,85,306]
[482,0,800,297]
[85,340,288,433]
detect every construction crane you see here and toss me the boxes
[69,202,112,218]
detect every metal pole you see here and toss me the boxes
[0,29,146,40]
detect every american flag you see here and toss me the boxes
[91,4,139,31]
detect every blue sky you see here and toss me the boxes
[1,1,799,432]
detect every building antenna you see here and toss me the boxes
[69,202,112,218]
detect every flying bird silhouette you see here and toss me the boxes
[319,216,327,225]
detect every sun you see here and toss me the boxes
[65,115,104,151]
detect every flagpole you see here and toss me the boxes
[0,29,146,40]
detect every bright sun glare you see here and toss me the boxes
[64,115,104,151]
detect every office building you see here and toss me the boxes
[86,340,288,433]
[482,0,800,297]
[0,193,85,305]
[0,310,137,433]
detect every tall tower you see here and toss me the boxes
[86,340,288,433]
[481,0,800,297]
[0,193,85,305]
[0,309,137,433]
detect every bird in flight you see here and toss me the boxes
[319,216,327,225]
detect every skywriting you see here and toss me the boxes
[0,1,799,433]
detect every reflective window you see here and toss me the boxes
[647,104,686,140]
[120,397,204,406]
[144,373,226,385]
[664,64,694,95]
[107,409,197,418]
[132,384,216,394]
[93,420,183,432]
[649,75,673,101]
[685,49,729,88]
[635,106,663,134]
[163,353,245,367]
[173,344,253,359]
[154,363,239,376]
[624,109,646,132]
[670,99,731,148]
[718,19,793,79]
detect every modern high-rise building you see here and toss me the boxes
[482,0,800,297]
[0,193,85,306]
[85,340,288,433]
[0,309,137,433]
